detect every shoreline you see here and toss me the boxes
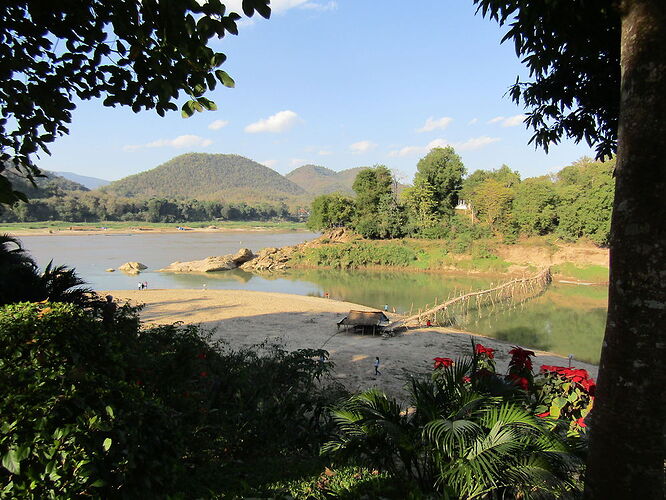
[107,288,598,399]
[5,226,310,237]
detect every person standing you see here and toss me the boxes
[102,295,117,328]
[374,357,381,376]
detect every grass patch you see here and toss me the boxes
[552,262,609,282]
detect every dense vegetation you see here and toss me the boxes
[309,149,614,247]
[0,194,301,224]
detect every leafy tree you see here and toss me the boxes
[0,0,271,204]
[513,178,559,236]
[351,166,393,238]
[307,193,355,231]
[474,1,665,497]
[352,166,393,212]
[414,147,466,216]
[469,178,514,233]
[402,179,441,237]
[375,194,406,239]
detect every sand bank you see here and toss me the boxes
[107,289,598,399]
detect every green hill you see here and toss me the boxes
[102,153,307,203]
[286,165,368,196]
[5,167,89,198]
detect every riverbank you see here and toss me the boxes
[1,220,308,236]
[108,289,598,399]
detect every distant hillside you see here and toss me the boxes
[286,164,408,196]
[102,153,307,203]
[55,171,110,189]
[5,167,89,198]
[286,165,368,196]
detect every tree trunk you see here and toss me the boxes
[585,1,666,498]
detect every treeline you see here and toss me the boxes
[308,148,614,246]
[0,192,303,223]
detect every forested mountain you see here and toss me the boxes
[286,165,368,196]
[54,171,110,189]
[102,153,307,202]
[6,168,89,198]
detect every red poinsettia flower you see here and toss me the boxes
[433,357,454,369]
[507,373,530,391]
[508,346,535,371]
[475,343,495,359]
[536,411,550,418]
[462,376,471,383]
[576,417,587,428]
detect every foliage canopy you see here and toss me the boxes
[473,0,620,160]
[0,0,270,204]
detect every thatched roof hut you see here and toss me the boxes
[337,310,390,334]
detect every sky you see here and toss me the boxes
[37,0,594,183]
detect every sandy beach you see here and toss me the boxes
[108,289,598,399]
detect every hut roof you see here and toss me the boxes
[337,310,390,326]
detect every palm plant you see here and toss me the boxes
[0,233,95,306]
[322,359,584,498]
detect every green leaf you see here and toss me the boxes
[102,438,112,451]
[2,449,21,474]
[181,100,195,118]
[105,406,114,419]
[215,70,235,88]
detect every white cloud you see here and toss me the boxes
[487,116,505,124]
[318,150,332,156]
[468,118,478,125]
[417,116,453,133]
[501,114,527,127]
[208,119,229,130]
[349,140,377,154]
[244,110,301,133]
[455,136,500,150]
[290,158,306,167]
[388,136,499,157]
[123,134,213,152]
[262,159,278,169]
[300,1,338,11]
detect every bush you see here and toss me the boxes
[299,241,417,269]
[0,302,182,498]
[323,342,589,497]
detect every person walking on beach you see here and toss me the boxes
[374,357,381,376]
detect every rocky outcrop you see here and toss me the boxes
[240,246,297,272]
[118,262,147,274]
[241,228,357,272]
[160,248,254,273]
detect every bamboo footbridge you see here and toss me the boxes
[387,267,552,331]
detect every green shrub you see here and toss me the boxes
[0,302,181,499]
[299,242,417,269]
[323,345,586,498]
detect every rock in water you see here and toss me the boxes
[118,262,147,274]
[159,248,255,273]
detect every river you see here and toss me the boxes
[17,231,607,364]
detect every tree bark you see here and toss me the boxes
[585,0,666,498]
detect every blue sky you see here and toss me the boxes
[38,0,593,182]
